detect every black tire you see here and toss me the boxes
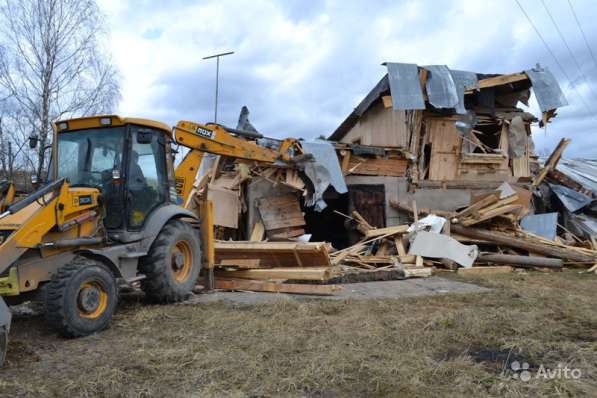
[140,220,201,303]
[44,257,117,338]
[0,327,7,367]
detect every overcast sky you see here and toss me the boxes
[98,0,597,157]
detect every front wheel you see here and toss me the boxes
[44,258,118,337]
[140,220,201,303]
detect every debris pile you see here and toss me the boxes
[182,63,596,296]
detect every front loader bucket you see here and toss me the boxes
[0,296,10,366]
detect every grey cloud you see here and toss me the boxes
[107,0,597,156]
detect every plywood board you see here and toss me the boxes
[427,119,462,181]
[207,184,240,228]
[257,194,305,231]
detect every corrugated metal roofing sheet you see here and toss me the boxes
[556,158,597,195]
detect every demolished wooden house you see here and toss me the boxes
[184,62,597,296]
[327,63,568,227]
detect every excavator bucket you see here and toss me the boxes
[0,296,10,366]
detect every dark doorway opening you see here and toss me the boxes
[303,187,350,249]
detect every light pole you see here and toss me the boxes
[203,51,234,124]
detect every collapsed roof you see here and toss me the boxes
[330,63,567,142]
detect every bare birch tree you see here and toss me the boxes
[0,0,120,178]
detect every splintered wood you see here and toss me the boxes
[452,184,530,227]
[215,241,331,268]
[328,222,433,278]
[213,240,341,295]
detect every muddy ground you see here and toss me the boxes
[1,270,596,397]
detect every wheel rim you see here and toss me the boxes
[77,281,108,319]
[171,240,192,283]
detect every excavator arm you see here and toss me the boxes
[0,181,16,213]
[173,120,303,199]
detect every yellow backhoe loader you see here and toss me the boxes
[0,115,303,366]
[0,181,17,213]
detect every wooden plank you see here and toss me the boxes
[477,254,562,268]
[364,225,409,239]
[389,200,455,219]
[427,119,461,181]
[340,150,351,175]
[461,204,522,226]
[214,278,342,295]
[347,156,408,176]
[352,210,375,232]
[394,238,407,257]
[473,72,528,90]
[457,266,513,275]
[455,192,500,219]
[200,199,215,270]
[249,221,265,241]
[217,259,263,268]
[403,267,433,278]
[533,138,571,187]
[267,226,305,240]
[460,153,506,164]
[215,241,331,268]
[215,267,333,281]
[451,225,597,263]
[257,194,305,231]
[544,137,571,171]
[475,194,518,214]
[382,95,393,108]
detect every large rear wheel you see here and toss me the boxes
[44,257,117,337]
[0,297,10,367]
[140,220,201,302]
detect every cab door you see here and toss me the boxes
[126,127,168,229]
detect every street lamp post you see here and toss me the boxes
[203,51,234,124]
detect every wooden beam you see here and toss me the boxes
[365,225,409,239]
[249,221,265,241]
[395,238,407,256]
[457,266,513,275]
[382,95,393,108]
[461,204,522,226]
[214,278,342,295]
[471,72,528,91]
[215,267,334,281]
[478,253,562,268]
[389,200,455,218]
[451,225,597,263]
[455,192,500,219]
[533,138,571,187]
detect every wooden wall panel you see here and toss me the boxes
[427,119,461,181]
[341,101,408,147]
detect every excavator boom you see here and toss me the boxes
[173,120,304,204]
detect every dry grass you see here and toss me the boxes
[1,270,596,397]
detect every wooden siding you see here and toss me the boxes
[340,101,409,147]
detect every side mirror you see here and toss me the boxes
[137,130,153,144]
[29,135,39,149]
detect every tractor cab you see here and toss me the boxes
[49,116,178,240]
